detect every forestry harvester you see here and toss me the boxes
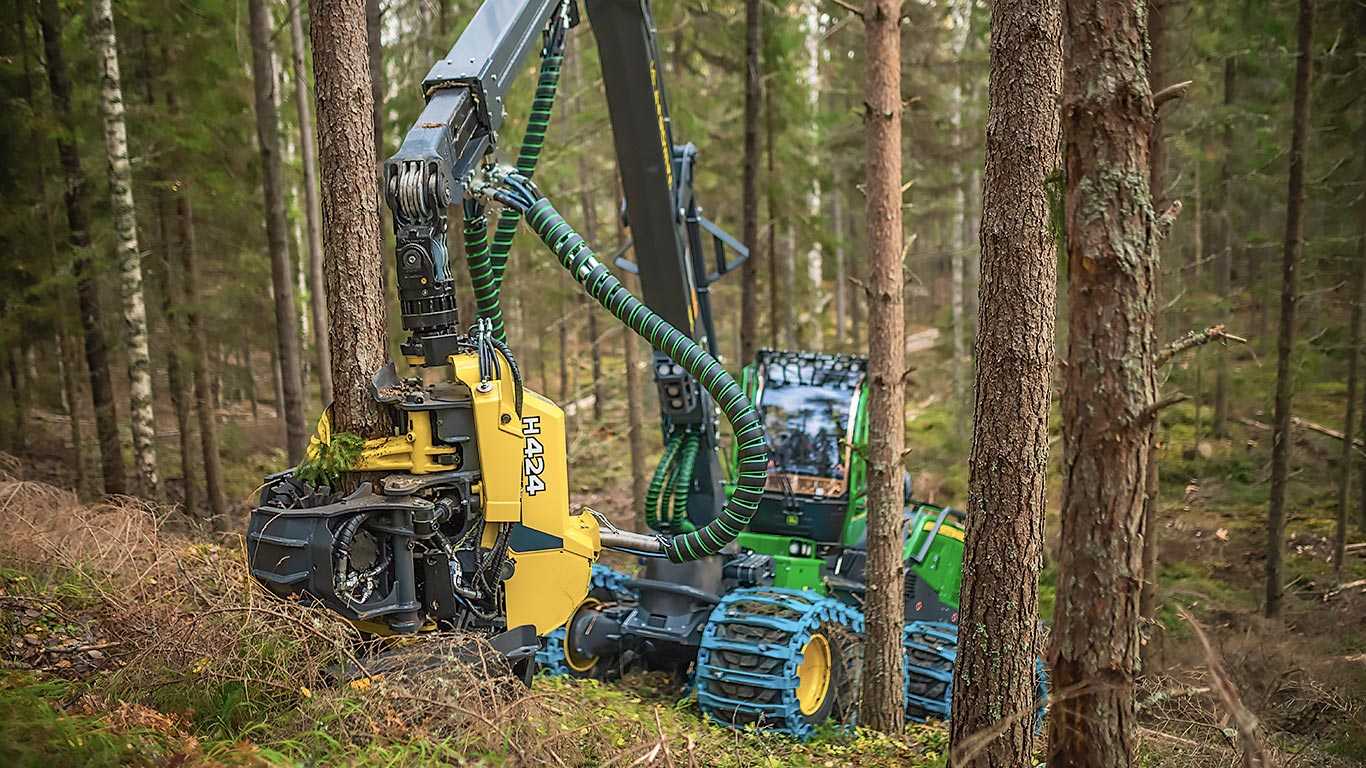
[245,0,1045,738]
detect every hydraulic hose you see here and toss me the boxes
[490,49,564,286]
[644,432,684,532]
[668,434,700,534]
[467,41,566,344]
[487,174,768,564]
[463,201,506,343]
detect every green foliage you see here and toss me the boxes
[294,431,365,487]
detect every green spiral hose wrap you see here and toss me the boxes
[518,195,768,564]
[668,434,700,534]
[462,205,506,343]
[644,432,684,532]
[490,53,563,287]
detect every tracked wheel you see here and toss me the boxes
[696,587,863,739]
[537,564,633,680]
[902,621,1050,730]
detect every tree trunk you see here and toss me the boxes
[289,0,334,405]
[740,0,761,364]
[860,0,905,735]
[153,193,197,519]
[1336,258,1362,581]
[1048,0,1159,764]
[834,166,847,345]
[624,271,650,513]
[366,0,385,162]
[57,329,89,498]
[948,0,972,439]
[176,193,229,530]
[801,0,823,351]
[572,49,603,423]
[1139,0,1168,627]
[948,0,1060,763]
[783,226,797,348]
[249,0,309,464]
[1213,57,1237,438]
[40,0,127,497]
[1359,146,1366,537]
[310,0,391,441]
[1267,0,1314,621]
[766,88,781,348]
[93,0,160,500]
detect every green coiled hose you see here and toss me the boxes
[466,50,564,346]
[512,191,768,564]
[668,434,700,534]
[463,203,505,342]
[644,431,684,532]
[489,52,563,287]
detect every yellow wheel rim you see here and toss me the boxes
[795,633,832,716]
[563,598,601,673]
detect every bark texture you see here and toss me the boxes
[859,0,905,734]
[948,0,1061,763]
[1337,248,1362,580]
[309,0,391,440]
[249,0,309,463]
[1267,0,1314,620]
[289,0,334,405]
[93,0,160,500]
[177,194,229,529]
[1048,1,1159,764]
[1138,0,1167,626]
[740,0,761,364]
[40,0,127,496]
[1213,57,1236,438]
[153,195,196,519]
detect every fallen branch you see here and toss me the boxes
[1156,324,1247,367]
[1177,607,1270,768]
[1238,415,1366,457]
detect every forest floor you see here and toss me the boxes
[1,340,1363,767]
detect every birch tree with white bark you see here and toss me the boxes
[92,0,160,500]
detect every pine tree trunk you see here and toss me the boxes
[948,0,1060,763]
[93,0,161,500]
[623,270,650,513]
[1358,150,1366,537]
[1139,0,1168,627]
[177,193,229,529]
[834,166,847,345]
[289,0,334,405]
[783,227,797,348]
[1048,0,1159,763]
[249,0,309,464]
[572,49,604,423]
[860,0,906,735]
[57,327,90,497]
[766,90,781,348]
[310,0,390,441]
[740,0,761,364]
[1336,260,1362,581]
[801,0,823,351]
[1213,57,1237,438]
[1267,0,1315,621]
[948,0,972,439]
[366,0,385,164]
[39,0,128,497]
[153,193,197,519]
